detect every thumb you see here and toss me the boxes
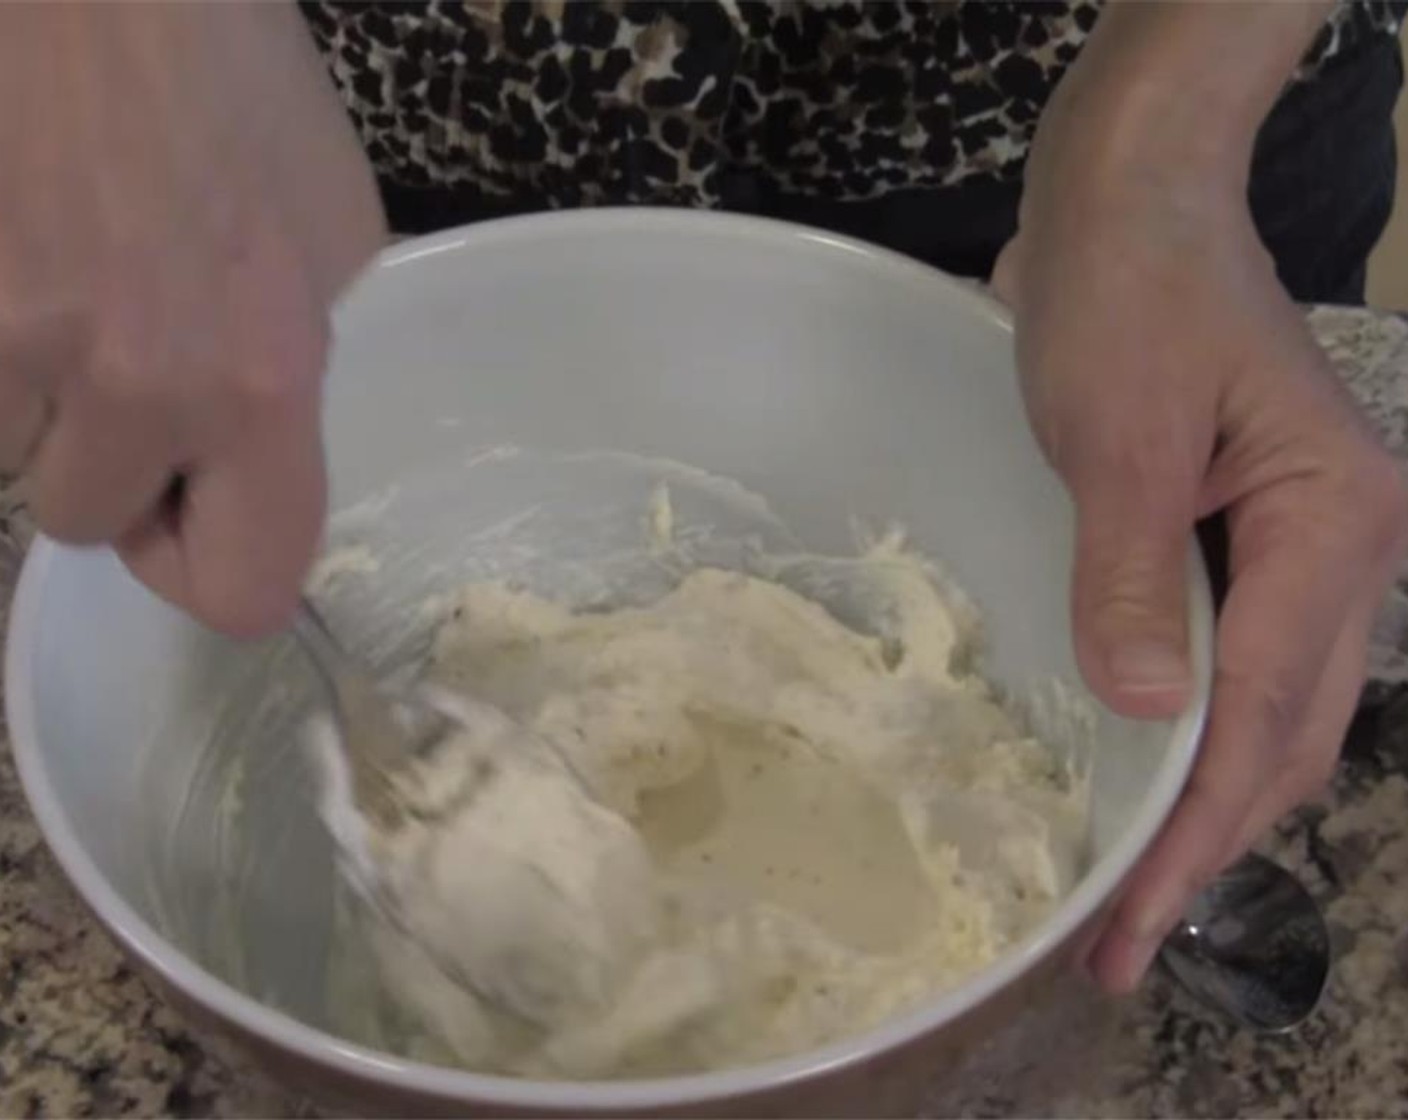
[1068,464,1194,720]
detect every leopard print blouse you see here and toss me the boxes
[300,1,1403,212]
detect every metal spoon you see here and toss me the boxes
[293,597,594,813]
[291,597,461,832]
[292,596,602,1025]
[1159,851,1330,1032]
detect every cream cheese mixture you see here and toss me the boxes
[316,523,1088,1080]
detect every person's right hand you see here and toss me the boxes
[0,3,384,636]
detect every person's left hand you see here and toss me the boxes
[991,86,1407,993]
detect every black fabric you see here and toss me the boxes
[732,169,1024,282]
[1249,31,1403,306]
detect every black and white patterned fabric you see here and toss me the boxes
[300,1,1404,213]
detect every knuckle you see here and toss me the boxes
[29,483,105,546]
[1087,583,1177,646]
[1092,547,1177,598]
[83,302,175,412]
[1250,678,1301,747]
[1355,449,1408,562]
[1219,661,1304,752]
[227,321,328,417]
[1295,748,1340,801]
[1078,535,1186,633]
[0,300,91,387]
[1182,774,1244,859]
[85,349,165,410]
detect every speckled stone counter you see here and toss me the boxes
[4,307,1408,1118]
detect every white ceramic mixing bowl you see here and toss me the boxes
[6,211,1212,1116]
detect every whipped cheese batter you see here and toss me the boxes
[319,539,1087,1079]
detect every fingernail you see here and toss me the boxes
[1110,642,1190,693]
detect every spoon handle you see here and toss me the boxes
[292,597,411,828]
[292,598,352,691]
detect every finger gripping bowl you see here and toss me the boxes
[5,211,1212,1117]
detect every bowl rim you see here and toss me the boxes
[5,208,1211,1111]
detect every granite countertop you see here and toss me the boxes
[4,307,1408,1117]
